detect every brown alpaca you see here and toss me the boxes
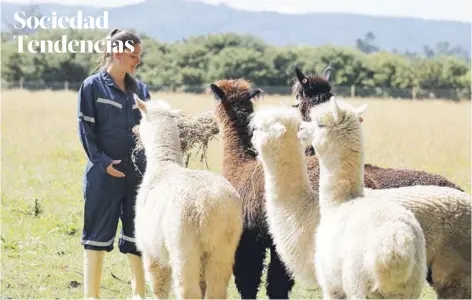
[363,163,464,191]
[292,66,464,193]
[293,66,468,298]
[209,79,379,299]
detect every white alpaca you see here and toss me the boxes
[250,101,427,299]
[249,106,320,287]
[133,98,243,299]
[297,97,427,298]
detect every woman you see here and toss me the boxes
[77,28,149,298]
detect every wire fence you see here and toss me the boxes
[2,79,471,101]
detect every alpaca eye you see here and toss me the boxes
[317,124,326,128]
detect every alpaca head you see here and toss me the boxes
[298,96,367,158]
[292,66,333,122]
[208,79,263,126]
[135,95,182,152]
[250,105,303,160]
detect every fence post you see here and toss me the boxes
[19,77,24,89]
[64,81,69,90]
[412,86,417,100]
[351,85,355,98]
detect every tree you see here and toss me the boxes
[356,31,379,54]
[207,47,272,84]
[0,29,469,100]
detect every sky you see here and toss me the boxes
[2,0,471,22]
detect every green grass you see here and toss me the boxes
[2,89,470,299]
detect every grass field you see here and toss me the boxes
[1,89,470,299]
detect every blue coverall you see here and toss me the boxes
[77,69,150,255]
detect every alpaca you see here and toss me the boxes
[292,67,470,297]
[209,79,295,299]
[208,79,379,299]
[292,65,464,192]
[248,105,320,287]
[301,97,471,299]
[298,97,426,298]
[250,102,427,298]
[133,97,243,299]
[362,163,465,191]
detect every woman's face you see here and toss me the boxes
[114,43,142,74]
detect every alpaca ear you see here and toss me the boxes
[297,121,314,142]
[209,84,226,102]
[330,96,342,124]
[135,96,147,114]
[354,104,367,123]
[269,122,286,138]
[295,66,309,87]
[249,88,264,101]
[354,104,368,116]
[323,65,332,81]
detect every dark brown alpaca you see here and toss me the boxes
[292,66,466,296]
[292,65,464,192]
[209,79,379,299]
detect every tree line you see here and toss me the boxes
[1,28,470,100]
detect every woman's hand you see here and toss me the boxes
[106,160,125,177]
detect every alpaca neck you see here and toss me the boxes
[145,123,184,170]
[261,141,313,203]
[318,147,364,215]
[221,111,256,172]
[146,143,183,169]
[259,138,318,286]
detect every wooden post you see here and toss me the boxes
[351,85,355,98]
[19,77,24,89]
[64,81,69,90]
[412,86,417,100]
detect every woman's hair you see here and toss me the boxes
[92,28,142,93]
